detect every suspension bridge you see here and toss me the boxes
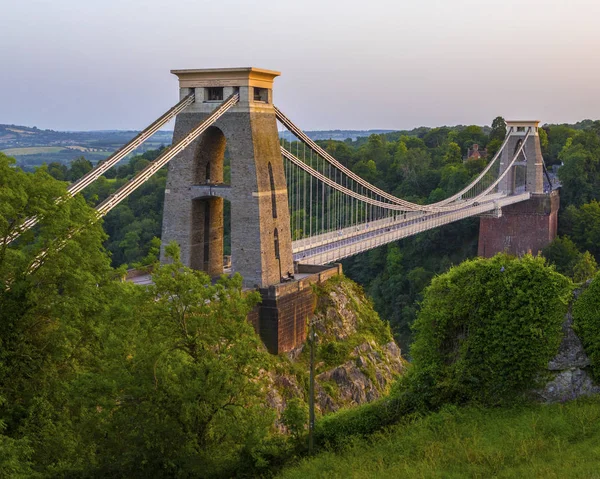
[4,67,559,353]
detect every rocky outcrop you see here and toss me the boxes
[535,285,600,403]
[539,369,599,403]
[268,275,406,422]
[315,340,405,413]
[314,287,359,340]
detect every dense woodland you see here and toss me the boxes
[3,116,600,476]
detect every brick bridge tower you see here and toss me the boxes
[161,68,294,289]
[479,121,559,257]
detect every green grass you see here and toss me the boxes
[2,146,67,155]
[278,397,600,478]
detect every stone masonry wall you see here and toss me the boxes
[249,264,343,354]
[161,109,294,289]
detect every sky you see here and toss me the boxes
[2,0,600,131]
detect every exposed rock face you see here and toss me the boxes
[316,340,405,413]
[268,276,406,422]
[539,369,599,403]
[548,310,590,371]
[535,285,600,403]
[314,288,359,341]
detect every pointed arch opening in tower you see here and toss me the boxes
[194,126,227,185]
[190,126,229,277]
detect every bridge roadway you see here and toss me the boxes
[292,192,531,265]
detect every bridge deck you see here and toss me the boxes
[292,192,531,265]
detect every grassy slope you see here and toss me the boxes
[278,397,600,478]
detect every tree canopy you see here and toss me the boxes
[409,254,571,406]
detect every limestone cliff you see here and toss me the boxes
[267,275,406,420]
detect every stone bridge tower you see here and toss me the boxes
[479,120,559,257]
[497,120,544,195]
[161,68,294,288]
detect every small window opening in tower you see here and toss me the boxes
[253,87,268,102]
[517,126,525,132]
[206,87,224,101]
[205,162,211,183]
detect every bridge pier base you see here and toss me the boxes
[478,190,560,258]
[247,264,342,354]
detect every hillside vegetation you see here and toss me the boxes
[1,152,408,477]
[4,114,600,476]
[18,117,600,353]
[277,262,600,478]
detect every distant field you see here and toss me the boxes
[2,133,167,172]
[2,146,67,155]
[12,151,113,171]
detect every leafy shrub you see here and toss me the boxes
[282,398,309,440]
[313,254,573,449]
[410,254,572,406]
[319,341,352,367]
[315,398,397,447]
[573,273,600,381]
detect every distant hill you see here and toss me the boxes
[1,123,402,169]
[0,124,173,150]
[301,129,395,141]
[0,124,173,169]
[0,124,396,153]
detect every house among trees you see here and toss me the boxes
[466,143,487,160]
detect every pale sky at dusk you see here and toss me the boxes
[2,0,600,131]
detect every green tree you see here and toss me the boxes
[538,127,549,156]
[352,159,379,185]
[573,251,597,283]
[423,127,451,148]
[88,244,272,477]
[0,152,113,474]
[439,164,469,195]
[542,236,582,276]
[558,141,599,207]
[443,142,462,164]
[281,398,309,441]
[67,156,93,182]
[0,409,36,479]
[409,254,571,406]
[47,161,69,181]
[561,201,600,260]
[573,274,600,381]
[486,138,503,159]
[456,125,487,154]
[545,125,577,164]
[489,116,507,142]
